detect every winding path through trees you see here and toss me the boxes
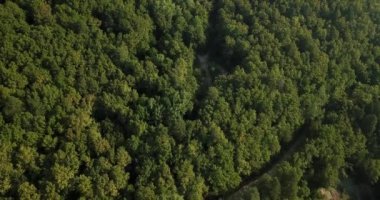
[196,52,310,199]
[206,124,309,200]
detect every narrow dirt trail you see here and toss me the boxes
[225,133,307,200]
[198,54,212,86]
[198,3,310,198]
[206,124,309,200]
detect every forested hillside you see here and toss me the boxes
[0,0,379,199]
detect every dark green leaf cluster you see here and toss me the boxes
[0,0,379,199]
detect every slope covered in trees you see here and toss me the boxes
[0,0,379,199]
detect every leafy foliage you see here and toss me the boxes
[0,0,380,199]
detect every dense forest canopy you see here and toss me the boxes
[0,0,380,199]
